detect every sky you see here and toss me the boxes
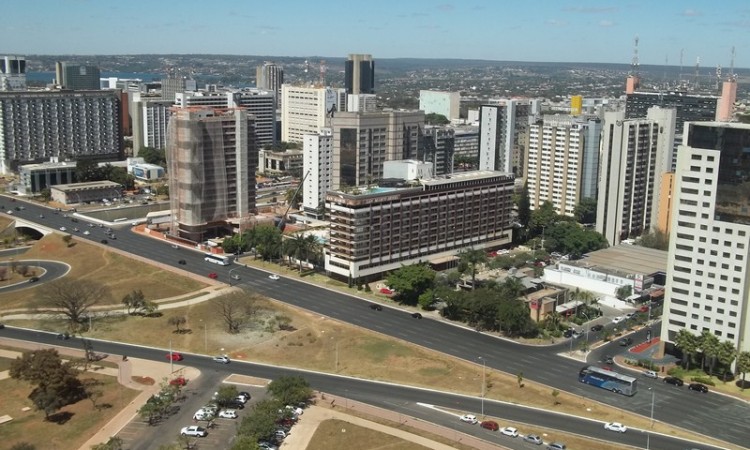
[2,0,749,67]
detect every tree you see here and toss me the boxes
[515,183,531,229]
[736,351,750,391]
[90,437,123,450]
[425,113,450,125]
[167,315,186,333]
[9,349,83,419]
[137,400,162,425]
[456,248,487,289]
[638,228,670,251]
[573,197,597,224]
[238,398,281,442]
[62,234,73,247]
[139,147,167,167]
[551,389,560,405]
[75,158,101,182]
[497,298,537,337]
[245,225,282,261]
[268,375,313,406]
[39,188,51,203]
[213,292,258,334]
[122,289,157,316]
[230,435,261,450]
[37,279,109,331]
[386,263,436,306]
[529,201,557,237]
[615,285,633,301]
[673,329,699,370]
[214,385,239,408]
[699,330,720,373]
[284,188,302,209]
[716,340,737,381]
[517,372,524,388]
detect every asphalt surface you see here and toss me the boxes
[1,196,747,449]
[0,254,69,294]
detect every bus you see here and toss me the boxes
[578,366,637,396]
[204,253,231,266]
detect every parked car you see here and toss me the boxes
[169,376,187,386]
[688,383,709,393]
[212,355,230,364]
[500,427,519,437]
[238,391,252,399]
[611,316,624,324]
[269,274,280,280]
[193,409,213,421]
[619,337,633,346]
[663,376,684,387]
[369,304,383,311]
[480,420,499,431]
[225,400,245,410]
[208,272,218,279]
[643,370,658,379]
[218,409,238,419]
[524,434,544,445]
[166,352,183,361]
[411,312,423,319]
[590,324,604,332]
[59,226,66,231]
[546,443,566,450]
[604,422,628,433]
[180,426,208,437]
[459,414,478,424]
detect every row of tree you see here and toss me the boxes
[673,329,750,384]
[222,225,323,272]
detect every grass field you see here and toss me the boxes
[307,419,431,450]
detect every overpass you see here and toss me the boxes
[7,216,55,237]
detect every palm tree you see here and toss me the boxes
[699,330,720,373]
[543,310,563,332]
[458,248,487,290]
[284,187,302,209]
[736,351,750,391]
[302,234,322,269]
[673,329,698,370]
[716,341,737,382]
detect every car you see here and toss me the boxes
[590,324,604,332]
[411,312,423,319]
[275,430,287,439]
[604,422,628,433]
[639,305,650,312]
[109,234,117,240]
[369,304,383,311]
[166,352,183,361]
[178,259,186,265]
[169,376,187,386]
[83,230,90,235]
[258,442,278,450]
[611,316,624,324]
[459,414,478,424]
[619,337,633,346]
[100,239,108,245]
[643,370,658,379]
[238,391,251,399]
[480,420,499,431]
[218,409,238,419]
[171,244,179,249]
[688,383,709,393]
[238,393,252,402]
[193,409,213,421]
[663,376,684,387]
[39,214,44,218]
[546,443,567,450]
[6,210,12,215]
[524,434,544,445]
[208,272,218,279]
[500,427,519,437]
[234,395,248,404]
[268,274,280,280]
[225,400,245,409]
[59,226,67,231]
[563,328,574,338]
[213,355,230,364]
[87,223,94,227]
[231,274,241,280]
[28,276,39,283]
[180,426,207,437]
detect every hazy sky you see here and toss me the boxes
[2,0,749,67]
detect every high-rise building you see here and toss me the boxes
[325,170,514,280]
[419,90,460,121]
[0,90,121,173]
[596,107,676,246]
[344,54,374,95]
[346,94,377,113]
[453,127,479,163]
[330,110,424,190]
[0,56,26,91]
[160,76,196,102]
[166,108,257,241]
[55,62,101,90]
[256,62,284,108]
[716,79,737,122]
[423,125,454,176]
[302,128,333,218]
[478,103,515,174]
[526,115,599,217]
[281,85,342,143]
[661,121,750,360]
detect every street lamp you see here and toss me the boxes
[580,311,590,349]
[477,356,486,417]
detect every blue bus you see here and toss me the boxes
[578,366,637,396]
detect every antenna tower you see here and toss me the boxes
[631,35,640,76]
[694,57,701,89]
[730,46,736,80]
[319,60,327,86]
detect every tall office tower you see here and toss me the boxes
[625,89,718,170]
[175,90,276,147]
[526,115,596,217]
[330,110,424,190]
[478,102,516,174]
[0,90,121,174]
[256,62,284,108]
[344,54,374,95]
[716,79,737,122]
[595,107,676,246]
[0,56,26,91]
[511,100,536,178]
[453,127,479,163]
[166,108,257,241]
[281,85,343,143]
[419,90,461,121]
[580,117,602,201]
[424,125,454,176]
[302,128,333,217]
[161,76,194,102]
[55,62,101,90]
[661,121,750,360]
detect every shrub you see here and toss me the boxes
[691,376,715,386]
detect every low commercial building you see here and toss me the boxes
[325,170,515,280]
[18,160,77,195]
[131,163,165,181]
[258,148,303,176]
[50,180,123,205]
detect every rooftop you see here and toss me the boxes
[571,245,668,276]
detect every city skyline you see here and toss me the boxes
[1,0,748,68]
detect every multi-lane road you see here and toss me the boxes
[1,198,746,449]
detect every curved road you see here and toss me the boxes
[1,197,747,448]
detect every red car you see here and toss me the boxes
[480,420,499,431]
[208,272,218,279]
[166,352,183,361]
[169,376,187,386]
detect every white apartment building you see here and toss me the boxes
[302,129,333,217]
[526,115,592,216]
[596,107,676,246]
[142,99,173,149]
[662,121,750,358]
[419,90,460,120]
[478,103,515,173]
[281,85,344,143]
[0,56,27,91]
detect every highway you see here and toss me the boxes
[1,197,747,448]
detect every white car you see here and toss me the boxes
[193,408,214,421]
[269,274,280,280]
[500,427,519,437]
[459,414,478,424]
[212,355,230,364]
[59,226,66,231]
[611,316,624,324]
[234,395,248,404]
[604,422,628,433]
[180,425,208,437]
[218,409,238,419]
[83,230,90,235]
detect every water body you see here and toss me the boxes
[26,72,164,83]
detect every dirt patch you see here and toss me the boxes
[307,419,432,450]
[131,376,155,385]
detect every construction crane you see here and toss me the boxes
[276,170,310,231]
